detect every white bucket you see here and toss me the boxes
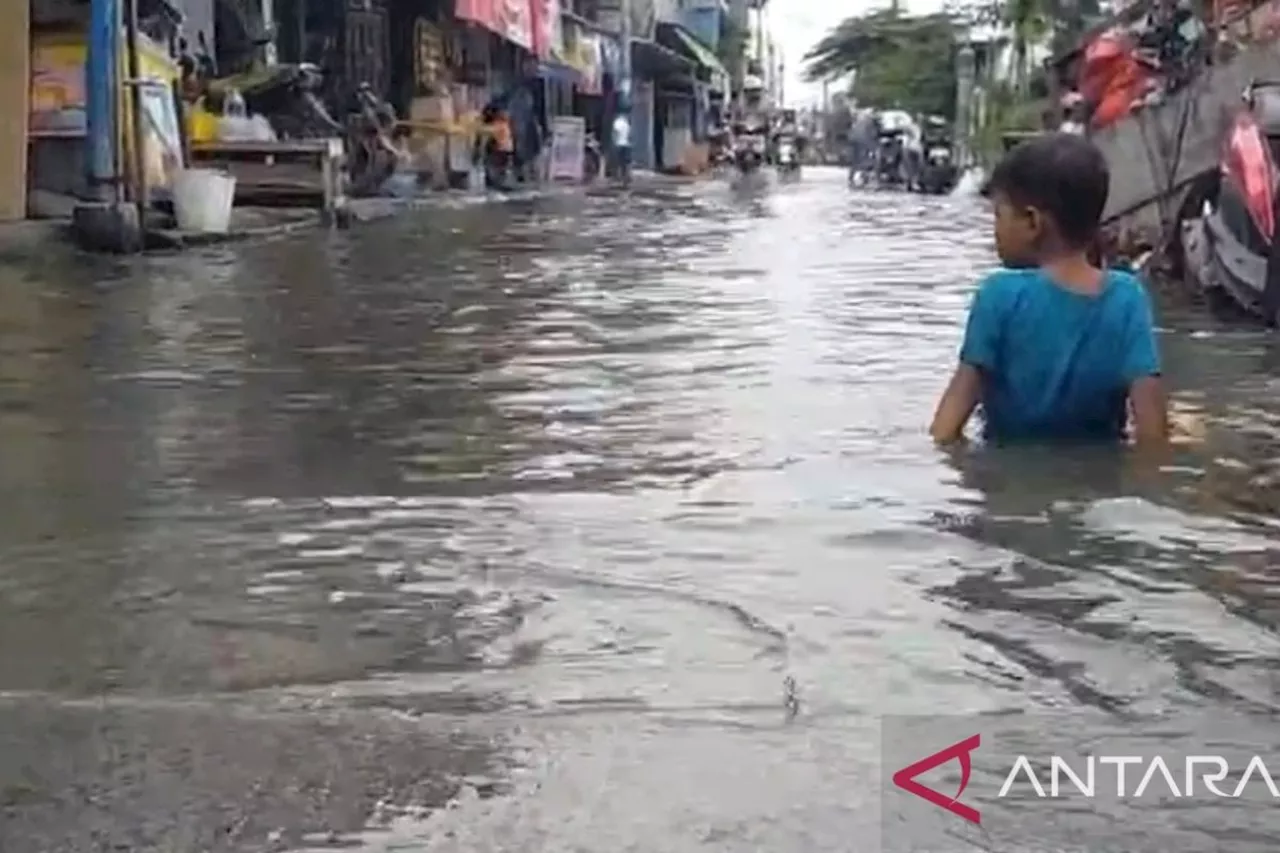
[172,168,237,234]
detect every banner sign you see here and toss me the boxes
[548,115,585,182]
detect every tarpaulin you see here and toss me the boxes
[455,0,534,50]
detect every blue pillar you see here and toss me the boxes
[71,0,140,252]
[85,0,118,200]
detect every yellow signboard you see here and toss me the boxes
[29,30,184,193]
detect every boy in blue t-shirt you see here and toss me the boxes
[930,133,1168,446]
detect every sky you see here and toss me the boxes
[767,0,947,107]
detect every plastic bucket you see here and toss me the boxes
[172,168,237,234]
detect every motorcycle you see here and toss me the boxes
[708,127,734,171]
[917,145,956,194]
[874,129,908,189]
[196,27,345,141]
[205,64,344,140]
[775,136,801,179]
[733,125,768,174]
[914,116,957,194]
[583,132,603,182]
[345,83,400,198]
[1179,80,1280,325]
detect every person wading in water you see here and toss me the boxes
[930,133,1168,449]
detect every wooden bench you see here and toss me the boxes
[188,138,346,221]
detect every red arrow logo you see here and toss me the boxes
[891,733,982,825]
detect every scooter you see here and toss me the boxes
[583,132,603,182]
[775,136,801,179]
[1178,80,1280,324]
[874,130,909,189]
[345,83,399,197]
[197,29,344,140]
[734,132,767,174]
[917,145,958,194]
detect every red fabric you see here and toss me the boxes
[1079,29,1133,104]
[529,0,561,58]
[1092,88,1136,128]
[529,0,546,57]
[1079,29,1152,129]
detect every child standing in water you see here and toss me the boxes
[930,133,1168,446]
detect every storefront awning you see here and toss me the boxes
[538,61,582,85]
[630,37,694,81]
[655,23,728,84]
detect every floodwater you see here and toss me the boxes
[4,169,1280,851]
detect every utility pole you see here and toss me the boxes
[777,51,784,107]
[754,3,764,74]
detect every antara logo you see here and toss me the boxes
[891,734,982,825]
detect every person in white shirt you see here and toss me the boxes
[612,111,632,182]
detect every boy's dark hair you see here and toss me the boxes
[983,132,1110,248]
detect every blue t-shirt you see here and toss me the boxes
[959,267,1161,442]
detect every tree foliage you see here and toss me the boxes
[803,8,960,118]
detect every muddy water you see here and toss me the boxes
[3,170,1280,851]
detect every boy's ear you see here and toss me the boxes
[1022,205,1046,238]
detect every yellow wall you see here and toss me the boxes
[0,0,30,221]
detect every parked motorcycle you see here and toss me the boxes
[205,64,344,140]
[583,132,603,182]
[345,83,399,197]
[1179,80,1280,325]
[196,27,345,141]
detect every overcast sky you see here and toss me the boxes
[768,0,947,106]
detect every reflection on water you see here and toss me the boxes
[3,171,1280,850]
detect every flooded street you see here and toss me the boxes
[6,169,1280,850]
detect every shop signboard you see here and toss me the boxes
[29,29,184,194]
[548,115,585,182]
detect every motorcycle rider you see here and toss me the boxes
[732,76,769,136]
[848,108,879,176]
[876,108,920,186]
[729,75,769,170]
[902,117,924,189]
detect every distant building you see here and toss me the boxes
[728,0,770,94]
[954,22,1053,164]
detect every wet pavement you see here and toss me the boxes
[5,169,1280,850]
